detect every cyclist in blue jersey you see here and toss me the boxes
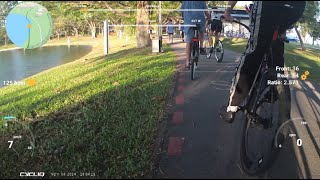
[181,1,210,68]
[167,19,175,44]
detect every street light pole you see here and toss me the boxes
[159,1,162,52]
[104,20,109,55]
[159,1,161,36]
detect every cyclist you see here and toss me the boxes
[220,1,306,123]
[167,19,174,44]
[178,20,185,42]
[208,8,223,53]
[181,1,211,68]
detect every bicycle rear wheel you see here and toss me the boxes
[190,42,198,80]
[214,40,224,62]
[191,60,196,80]
[240,70,291,175]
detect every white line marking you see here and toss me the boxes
[85,9,225,12]
[179,70,234,73]
[108,25,196,27]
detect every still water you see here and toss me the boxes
[0,45,92,88]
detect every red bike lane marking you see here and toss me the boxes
[172,111,183,124]
[175,95,184,105]
[177,85,185,92]
[168,45,187,157]
[178,77,186,83]
[167,137,185,155]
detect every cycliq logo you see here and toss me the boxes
[20,172,45,177]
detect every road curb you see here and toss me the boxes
[147,45,181,179]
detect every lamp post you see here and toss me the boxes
[104,20,109,55]
[159,1,163,52]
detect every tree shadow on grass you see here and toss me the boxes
[0,49,176,179]
[0,46,175,117]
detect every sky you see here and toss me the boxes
[236,1,252,7]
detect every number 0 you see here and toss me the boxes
[297,139,302,146]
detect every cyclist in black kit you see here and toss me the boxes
[208,9,223,53]
[220,1,306,123]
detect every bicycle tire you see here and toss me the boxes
[239,70,291,175]
[206,48,212,59]
[215,40,224,62]
[191,61,195,80]
[190,42,196,80]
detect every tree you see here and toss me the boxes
[0,27,9,45]
[161,1,182,23]
[38,2,68,40]
[295,1,320,50]
[81,1,134,39]
[207,1,228,8]
[294,26,305,50]
[309,21,320,45]
[0,1,18,46]
[0,1,18,16]
[136,1,151,48]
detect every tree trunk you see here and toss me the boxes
[312,37,315,45]
[91,29,96,38]
[74,28,79,37]
[4,36,7,46]
[136,1,151,48]
[89,22,96,39]
[294,26,305,51]
[56,31,60,40]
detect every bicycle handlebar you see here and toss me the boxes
[220,15,251,33]
[232,20,250,32]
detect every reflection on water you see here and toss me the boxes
[0,45,92,88]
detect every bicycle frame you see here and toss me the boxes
[190,24,201,63]
[190,23,201,80]
[244,27,280,115]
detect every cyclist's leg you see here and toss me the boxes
[185,27,194,67]
[199,22,206,55]
[214,31,219,48]
[182,31,185,42]
[227,1,276,113]
[227,1,305,113]
[208,30,214,47]
[272,1,305,69]
[216,20,222,45]
[171,33,174,43]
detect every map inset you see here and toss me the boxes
[5,2,53,49]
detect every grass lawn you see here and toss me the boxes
[222,38,320,81]
[0,36,176,178]
[0,43,16,50]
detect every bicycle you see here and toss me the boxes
[189,22,201,80]
[225,18,292,175]
[206,37,224,62]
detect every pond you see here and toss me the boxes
[0,45,92,88]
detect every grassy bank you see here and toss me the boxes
[0,36,176,178]
[223,38,320,81]
[0,43,16,50]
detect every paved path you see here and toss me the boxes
[154,39,320,179]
